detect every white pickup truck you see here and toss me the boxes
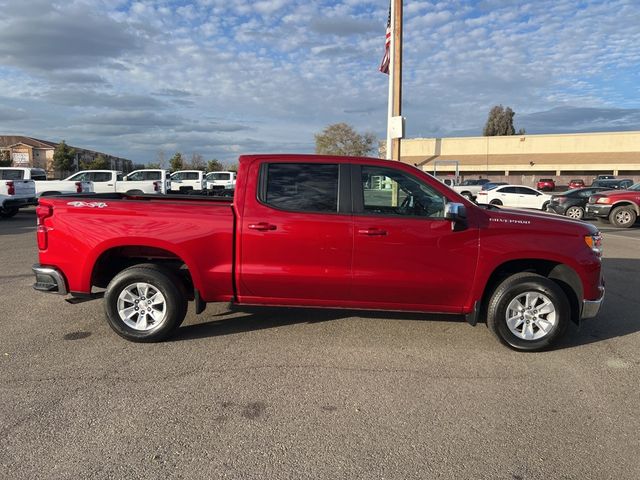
[65,169,171,194]
[451,179,491,201]
[11,167,94,196]
[169,170,206,193]
[0,168,38,218]
[205,171,236,191]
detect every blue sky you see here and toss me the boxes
[1,0,639,164]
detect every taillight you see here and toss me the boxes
[75,181,83,193]
[6,181,15,195]
[477,191,487,196]
[153,181,160,192]
[36,204,53,250]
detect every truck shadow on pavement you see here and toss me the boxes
[0,210,36,236]
[175,257,640,351]
[173,308,458,342]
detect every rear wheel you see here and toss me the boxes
[104,264,188,342]
[609,206,637,228]
[489,199,503,206]
[125,189,144,195]
[0,207,19,218]
[541,201,550,211]
[461,192,474,201]
[565,206,584,219]
[486,273,569,351]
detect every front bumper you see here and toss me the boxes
[581,286,605,320]
[32,264,68,295]
[1,196,37,209]
[585,203,612,218]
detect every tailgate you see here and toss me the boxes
[13,180,36,196]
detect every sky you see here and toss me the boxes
[0,0,639,164]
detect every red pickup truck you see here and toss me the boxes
[586,183,640,228]
[32,154,605,351]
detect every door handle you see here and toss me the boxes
[248,222,277,231]
[358,228,387,236]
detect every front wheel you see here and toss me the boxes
[486,273,569,351]
[489,199,503,206]
[104,264,188,342]
[609,205,637,228]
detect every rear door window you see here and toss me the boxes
[262,163,339,213]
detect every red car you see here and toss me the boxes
[586,182,640,227]
[536,178,556,191]
[32,154,605,351]
[568,179,585,189]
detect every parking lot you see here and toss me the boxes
[1,208,639,479]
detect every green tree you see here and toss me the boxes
[0,150,11,167]
[146,162,160,169]
[53,140,76,175]
[169,152,184,171]
[315,123,376,156]
[206,159,224,172]
[226,163,239,173]
[88,154,109,169]
[483,105,517,136]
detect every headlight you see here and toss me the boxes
[596,197,611,204]
[584,233,603,257]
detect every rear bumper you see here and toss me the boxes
[585,204,612,218]
[1,196,37,209]
[581,285,605,320]
[32,264,68,295]
[545,204,566,215]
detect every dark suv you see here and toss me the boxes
[590,179,633,189]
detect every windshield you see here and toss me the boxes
[629,183,640,191]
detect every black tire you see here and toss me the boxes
[541,201,550,211]
[39,191,62,197]
[0,208,19,218]
[486,273,570,351]
[461,192,474,201]
[490,199,503,206]
[609,205,637,228]
[125,190,144,195]
[104,264,188,342]
[565,206,584,220]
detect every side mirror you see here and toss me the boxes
[445,202,467,221]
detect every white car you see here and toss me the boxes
[205,171,236,191]
[476,185,552,210]
[65,169,171,194]
[170,170,206,192]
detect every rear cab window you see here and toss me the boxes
[0,169,25,180]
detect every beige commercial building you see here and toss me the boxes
[0,136,133,177]
[400,131,640,185]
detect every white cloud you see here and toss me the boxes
[0,0,638,162]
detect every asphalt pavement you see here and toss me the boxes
[1,208,639,479]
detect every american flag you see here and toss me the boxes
[379,3,391,74]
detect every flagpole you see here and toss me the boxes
[385,0,395,160]
[391,0,402,161]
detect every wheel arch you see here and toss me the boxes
[479,259,582,325]
[610,201,639,214]
[90,245,197,300]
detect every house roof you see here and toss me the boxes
[0,136,57,149]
